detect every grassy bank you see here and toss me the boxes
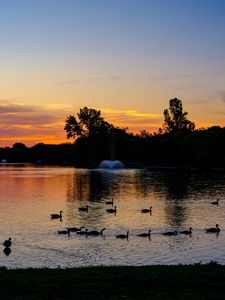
[1,263,225,299]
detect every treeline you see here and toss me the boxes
[1,99,225,168]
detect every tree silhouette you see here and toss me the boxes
[64,107,112,139]
[163,98,195,132]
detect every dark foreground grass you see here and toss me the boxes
[1,263,225,299]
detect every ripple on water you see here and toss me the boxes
[1,166,225,268]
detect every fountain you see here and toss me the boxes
[98,160,125,169]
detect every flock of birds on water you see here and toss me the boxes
[50,198,221,239]
[2,198,221,256]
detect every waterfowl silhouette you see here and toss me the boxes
[67,226,85,232]
[105,199,114,205]
[51,211,63,219]
[206,224,220,233]
[76,228,88,235]
[79,205,89,212]
[116,231,129,239]
[141,207,152,214]
[3,238,11,248]
[163,231,178,236]
[86,228,106,236]
[180,227,192,235]
[137,230,151,237]
[106,206,117,213]
[211,199,219,205]
[58,229,71,235]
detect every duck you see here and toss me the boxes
[66,226,85,232]
[58,229,71,235]
[3,238,11,248]
[116,231,129,239]
[141,207,152,213]
[211,199,219,205]
[206,224,220,233]
[86,228,106,236]
[106,206,117,213]
[163,231,178,236]
[51,210,63,219]
[180,227,192,235]
[105,199,114,205]
[76,228,88,235]
[79,205,89,212]
[137,229,151,237]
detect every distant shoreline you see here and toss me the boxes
[1,161,225,171]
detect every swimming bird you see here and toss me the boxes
[51,210,63,219]
[79,205,89,212]
[105,199,114,205]
[76,228,88,235]
[137,229,151,237]
[3,238,11,248]
[163,231,178,236]
[206,224,220,233]
[58,229,71,235]
[180,227,192,235]
[141,206,152,213]
[211,199,219,205]
[106,206,117,213]
[86,228,106,236]
[116,231,129,239]
[66,226,85,232]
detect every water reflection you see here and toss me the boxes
[1,165,225,267]
[3,247,11,256]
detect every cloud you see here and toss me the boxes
[0,100,70,146]
[101,108,162,132]
[55,80,80,85]
[0,102,165,146]
[219,91,225,103]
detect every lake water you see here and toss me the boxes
[1,164,225,268]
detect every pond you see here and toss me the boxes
[1,164,225,268]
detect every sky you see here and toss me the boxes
[1,0,225,146]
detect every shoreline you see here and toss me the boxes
[1,263,225,299]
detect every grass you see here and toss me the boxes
[1,263,225,299]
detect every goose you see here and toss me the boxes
[206,224,220,233]
[86,228,106,236]
[180,227,192,235]
[76,228,88,235]
[79,205,89,212]
[137,229,151,237]
[116,231,129,239]
[106,206,117,213]
[3,238,11,248]
[163,231,178,236]
[66,226,85,232]
[105,199,114,205]
[141,207,152,213]
[211,199,219,205]
[58,229,71,235]
[51,210,63,219]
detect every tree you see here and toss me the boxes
[64,107,112,139]
[163,98,195,133]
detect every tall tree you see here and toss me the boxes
[163,98,195,133]
[64,107,112,139]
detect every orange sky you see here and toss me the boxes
[0,100,220,147]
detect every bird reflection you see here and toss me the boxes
[3,247,11,256]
